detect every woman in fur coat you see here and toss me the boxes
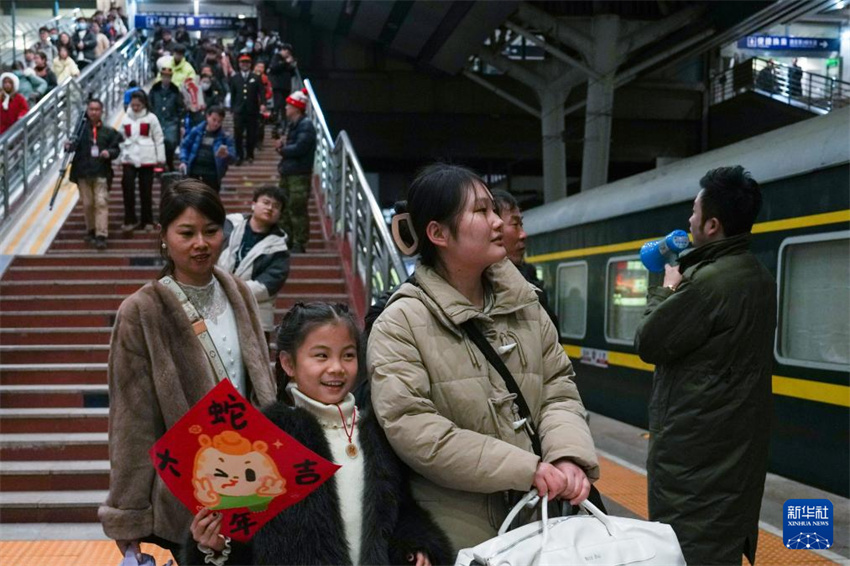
[184,303,453,566]
[99,180,277,561]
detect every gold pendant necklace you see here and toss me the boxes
[336,404,358,459]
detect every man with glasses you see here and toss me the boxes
[218,186,290,336]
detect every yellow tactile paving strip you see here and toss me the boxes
[595,455,838,565]
[0,455,840,565]
[0,540,174,566]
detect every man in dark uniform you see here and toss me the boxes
[635,166,776,566]
[228,53,266,165]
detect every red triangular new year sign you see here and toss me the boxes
[150,379,339,541]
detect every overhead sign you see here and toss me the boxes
[737,35,840,52]
[135,13,258,32]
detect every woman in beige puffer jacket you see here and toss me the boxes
[368,164,599,554]
[52,45,80,84]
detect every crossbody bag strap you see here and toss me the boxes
[460,319,543,456]
[159,276,229,383]
[462,319,608,515]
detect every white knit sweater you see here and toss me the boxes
[288,384,365,565]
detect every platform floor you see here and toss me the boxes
[0,412,847,565]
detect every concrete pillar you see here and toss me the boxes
[581,15,620,191]
[539,88,568,203]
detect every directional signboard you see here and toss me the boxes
[737,35,840,53]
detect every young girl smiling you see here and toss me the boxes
[185,303,452,566]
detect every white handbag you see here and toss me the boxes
[455,490,686,566]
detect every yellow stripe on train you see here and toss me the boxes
[528,209,850,264]
[563,345,850,408]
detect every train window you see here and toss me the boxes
[776,231,850,370]
[605,256,650,345]
[556,262,587,339]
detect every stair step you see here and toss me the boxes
[1,293,349,311]
[0,364,107,386]
[0,490,107,522]
[48,239,336,251]
[0,278,347,296]
[0,328,113,345]
[4,264,342,281]
[55,228,325,241]
[0,384,108,408]
[0,311,115,328]
[0,433,108,461]
[0,461,110,491]
[0,408,109,433]
[0,345,110,365]
[13,253,341,267]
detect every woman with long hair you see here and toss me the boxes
[368,163,599,551]
[99,179,277,560]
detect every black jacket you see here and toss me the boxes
[182,404,453,565]
[73,29,97,62]
[69,121,122,184]
[154,38,178,58]
[229,72,265,116]
[36,67,57,90]
[149,81,185,130]
[201,79,226,109]
[517,262,559,332]
[277,115,316,176]
[267,54,294,91]
[635,234,776,565]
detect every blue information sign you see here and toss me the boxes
[134,14,257,32]
[737,35,840,52]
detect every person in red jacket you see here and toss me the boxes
[0,72,29,135]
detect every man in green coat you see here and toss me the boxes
[635,166,776,566]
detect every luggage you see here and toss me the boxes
[455,490,686,566]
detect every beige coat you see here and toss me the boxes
[98,268,277,543]
[368,258,599,551]
[52,56,80,83]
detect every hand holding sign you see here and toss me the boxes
[150,380,339,541]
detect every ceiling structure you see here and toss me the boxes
[259,0,845,201]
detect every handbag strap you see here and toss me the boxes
[462,319,609,515]
[159,275,229,383]
[461,320,542,456]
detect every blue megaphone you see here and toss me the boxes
[640,230,691,273]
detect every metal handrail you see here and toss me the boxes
[0,30,151,228]
[710,57,850,114]
[302,78,407,306]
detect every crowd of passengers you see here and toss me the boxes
[0,6,130,134]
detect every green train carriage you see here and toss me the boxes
[524,107,850,497]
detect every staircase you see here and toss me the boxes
[0,128,350,530]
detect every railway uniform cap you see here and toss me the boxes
[286,89,308,110]
[238,54,252,63]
